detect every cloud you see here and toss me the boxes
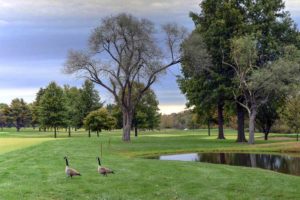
[0,0,199,25]
[285,0,300,13]
[158,104,187,114]
[0,0,299,112]
[0,88,38,104]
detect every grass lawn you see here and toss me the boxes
[0,128,300,199]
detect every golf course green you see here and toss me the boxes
[0,128,299,200]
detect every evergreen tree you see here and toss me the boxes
[8,99,31,131]
[75,80,102,128]
[39,82,67,138]
[32,88,45,131]
[64,85,81,136]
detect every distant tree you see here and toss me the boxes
[0,103,9,130]
[39,82,67,138]
[159,110,198,130]
[160,114,174,129]
[282,94,300,141]
[32,88,45,131]
[256,99,282,140]
[64,85,81,136]
[106,104,123,129]
[81,80,102,115]
[64,13,187,141]
[193,106,217,136]
[8,99,31,131]
[132,86,160,137]
[83,108,116,137]
[74,80,102,129]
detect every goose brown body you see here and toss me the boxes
[64,156,81,178]
[97,157,114,176]
[65,166,81,177]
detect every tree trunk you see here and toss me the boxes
[97,130,99,137]
[135,126,138,137]
[16,124,20,132]
[248,108,257,144]
[207,119,211,136]
[68,126,71,137]
[236,102,247,142]
[217,102,225,139]
[54,126,57,138]
[88,128,91,137]
[264,132,269,140]
[122,109,133,142]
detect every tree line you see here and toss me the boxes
[0,80,160,137]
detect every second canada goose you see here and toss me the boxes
[64,156,81,178]
[97,157,114,176]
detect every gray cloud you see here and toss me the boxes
[0,0,299,113]
[0,0,199,25]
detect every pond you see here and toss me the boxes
[155,153,300,176]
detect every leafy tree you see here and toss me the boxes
[83,108,116,137]
[7,99,31,131]
[282,94,300,141]
[180,0,247,140]
[132,87,160,137]
[227,37,300,144]
[38,82,67,138]
[64,13,187,141]
[106,104,123,129]
[182,0,299,143]
[256,99,282,140]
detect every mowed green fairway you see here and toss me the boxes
[0,138,55,155]
[0,129,300,200]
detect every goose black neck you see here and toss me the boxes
[65,158,69,166]
[97,157,101,166]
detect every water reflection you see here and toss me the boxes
[158,153,300,176]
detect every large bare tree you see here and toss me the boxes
[64,13,187,141]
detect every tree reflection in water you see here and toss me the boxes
[159,153,300,176]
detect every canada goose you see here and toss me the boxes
[64,156,81,178]
[97,157,114,176]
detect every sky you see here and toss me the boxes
[0,0,300,114]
